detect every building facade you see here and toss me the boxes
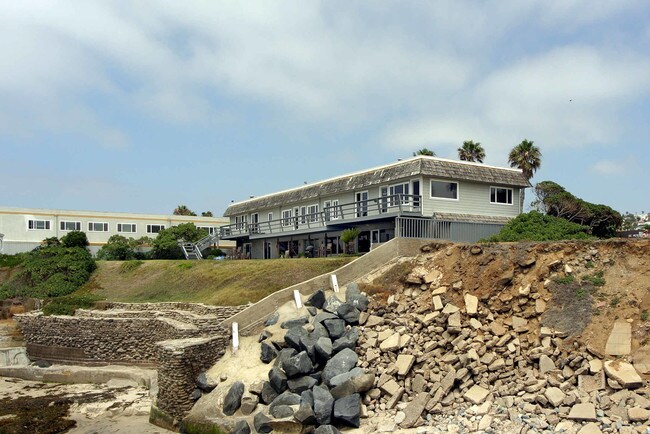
[220,156,530,259]
[0,206,234,255]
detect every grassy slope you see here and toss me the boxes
[81,258,354,306]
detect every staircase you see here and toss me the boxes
[180,233,221,260]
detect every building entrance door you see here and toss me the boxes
[358,231,371,253]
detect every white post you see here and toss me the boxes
[232,322,239,354]
[330,274,339,293]
[293,289,302,309]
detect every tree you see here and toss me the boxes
[151,223,208,259]
[173,205,197,216]
[61,231,89,249]
[533,181,622,238]
[413,148,436,157]
[340,228,360,254]
[457,140,485,163]
[486,211,593,242]
[201,211,214,217]
[97,235,136,261]
[508,139,542,180]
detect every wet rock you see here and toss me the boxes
[333,393,361,427]
[223,381,245,416]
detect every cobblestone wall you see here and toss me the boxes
[15,313,201,365]
[100,302,246,319]
[155,335,230,421]
[75,309,225,334]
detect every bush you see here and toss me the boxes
[0,245,96,299]
[61,231,89,249]
[42,293,104,316]
[485,211,594,242]
[151,223,208,259]
[341,228,360,254]
[0,253,26,268]
[202,247,225,258]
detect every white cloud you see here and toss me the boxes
[591,158,637,175]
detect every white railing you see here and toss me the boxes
[395,217,504,243]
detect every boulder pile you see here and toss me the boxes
[222,285,373,434]
[356,269,650,433]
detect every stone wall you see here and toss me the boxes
[99,302,246,319]
[154,335,230,423]
[15,313,201,366]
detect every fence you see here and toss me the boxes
[395,216,503,243]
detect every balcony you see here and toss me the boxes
[220,194,422,240]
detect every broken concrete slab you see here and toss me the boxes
[604,360,643,389]
[605,320,631,356]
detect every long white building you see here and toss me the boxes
[0,206,234,255]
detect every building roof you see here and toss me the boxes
[224,156,530,216]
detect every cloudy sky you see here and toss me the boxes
[1,1,649,216]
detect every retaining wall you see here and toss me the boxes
[75,309,228,334]
[99,302,246,319]
[15,313,201,366]
[222,237,436,334]
[154,335,230,424]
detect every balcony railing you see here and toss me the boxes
[220,194,422,238]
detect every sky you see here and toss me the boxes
[1,1,649,216]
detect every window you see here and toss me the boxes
[430,180,459,200]
[60,221,81,231]
[147,224,165,234]
[331,200,339,219]
[308,204,319,222]
[117,223,137,233]
[282,209,293,227]
[267,212,273,222]
[88,222,109,232]
[490,187,513,205]
[197,226,215,235]
[28,220,51,230]
[300,206,307,224]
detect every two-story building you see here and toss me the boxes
[220,156,529,259]
[0,206,234,255]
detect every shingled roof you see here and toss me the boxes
[224,156,529,216]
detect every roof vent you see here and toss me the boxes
[249,195,255,199]
[397,158,402,161]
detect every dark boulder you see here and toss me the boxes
[312,322,329,340]
[314,336,333,361]
[264,311,279,326]
[322,348,358,387]
[333,393,361,427]
[287,375,317,394]
[336,303,360,325]
[332,327,359,353]
[260,381,278,404]
[312,385,335,425]
[260,341,278,364]
[293,400,317,425]
[270,404,294,418]
[314,426,342,434]
[313,312,338,324]
[284,326,308,351]
[281,315,309,329]
[305,288,326,309]
[230,419,251,434]
[269,366,288,394]
[322,295,343,314]
[223,381,245,416]
[196,371,218,392]
[281,351,313,378]
[323,319,346,340]
[253,412,273,433]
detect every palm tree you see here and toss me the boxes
[458,140,485,163]
[508,139,542,180]
[173,204,196,216]
[413,148,436,157]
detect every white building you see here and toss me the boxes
[0,206,234,255]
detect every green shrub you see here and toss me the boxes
[152,223,208,259]
[0,253,26,268]
[582,270,605,287]
[119,260,144,273]
[42,293,104,316]
[553,275,576,285]
[61,231,89,249]
[203,247,225,258]
[0,245,96,299]
[484,211,594,242]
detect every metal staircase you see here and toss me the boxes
[180,232,221,260]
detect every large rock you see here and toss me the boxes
[270,404,294,418]
[270,390,301,410]
[240,396,259,415]
[260,341,278,364]
[231,419,251,434]
[322,348,358,386]
[287,375,317,394]
[332,328,359,353]
[539,355,556,374]
[196,371,218,392]
[379,333,400,352]
[282,351,314,378]
[315,337,333,361]
[281,315,310,329]
[314,426,341,434]
[400,392,428,428]
[313,312,338,324]
[323,319,346,340]
[223,381,245,416]
[337,303,360,325]
[264,311,279,326]
[333,393,361,427]
[464,293,478,315]
[253,412,273,433]
[299,334,318,363]
[305,289,326,309]
[345,286,369,312]
[463,385,489,404]
[313,385,335,425]
[604,360,643,389]
[567,402,597,421]
[284,327,308,351]
[323,295,344,314]
[269,366,288,394]
[330,367,365,387]
[260,381,279,404]
[628,407,650,422]
[294,400,317,425]
[544,387,566,407]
